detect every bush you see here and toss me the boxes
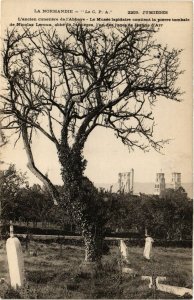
[1,284,39,299]
[154,239,192,248]
[2,286,21,299]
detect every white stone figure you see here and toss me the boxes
[156,277,193,297]
[120,239,129,263]
[142,276,193,297]
[6,223,25,288]
[143,234,154,260]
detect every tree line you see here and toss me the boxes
[0,165,192,241]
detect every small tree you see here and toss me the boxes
[0,164,28,222]
[1,25,182,263]
[18,184,54,227]
[161,188,192,240]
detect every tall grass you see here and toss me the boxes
[0,240,192,299]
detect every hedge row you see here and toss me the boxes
[0,225,141,238]
[0,224,78,236]
[124,239,192,248]
[1,225,192,248]
[16,235,192,248]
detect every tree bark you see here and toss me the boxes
[82,223,103,262]
[59,147,103,263]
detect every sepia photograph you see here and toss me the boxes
[0,0,193,299]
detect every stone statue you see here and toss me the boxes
[143,234,154,260]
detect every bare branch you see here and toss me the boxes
[1,24,183,192]
[21,124,59,205]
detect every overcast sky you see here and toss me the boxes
[1,1,192,186]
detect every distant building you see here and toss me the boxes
[118,169,134,194]
[154,172,166,196]
[171,172,181,190]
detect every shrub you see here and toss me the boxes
[1,284,39,299]
[2,286,21,299]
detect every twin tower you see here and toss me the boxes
[118,170,181,195]
[154,172,181,196]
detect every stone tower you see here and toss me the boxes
[118,169,134,194]
[171,172,181,190]
[154,172,166,196]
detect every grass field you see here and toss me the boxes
[0,239,192,299]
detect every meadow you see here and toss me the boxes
[0,239,192,299]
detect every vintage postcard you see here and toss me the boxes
[0,0,193,299]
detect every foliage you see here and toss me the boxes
[106,189,192,240]
[17,184,54,224]
[1,284,39,299]
[1,165,192,241]
[0,165,55,226]
[0,164,28,221]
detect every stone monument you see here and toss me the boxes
[6,222,25,288]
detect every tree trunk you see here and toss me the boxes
[82,224,103,262]
[67,202,104,263]
[59,147,104,264]
[84,237,98,262]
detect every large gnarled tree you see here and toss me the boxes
[0,25,182,262]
